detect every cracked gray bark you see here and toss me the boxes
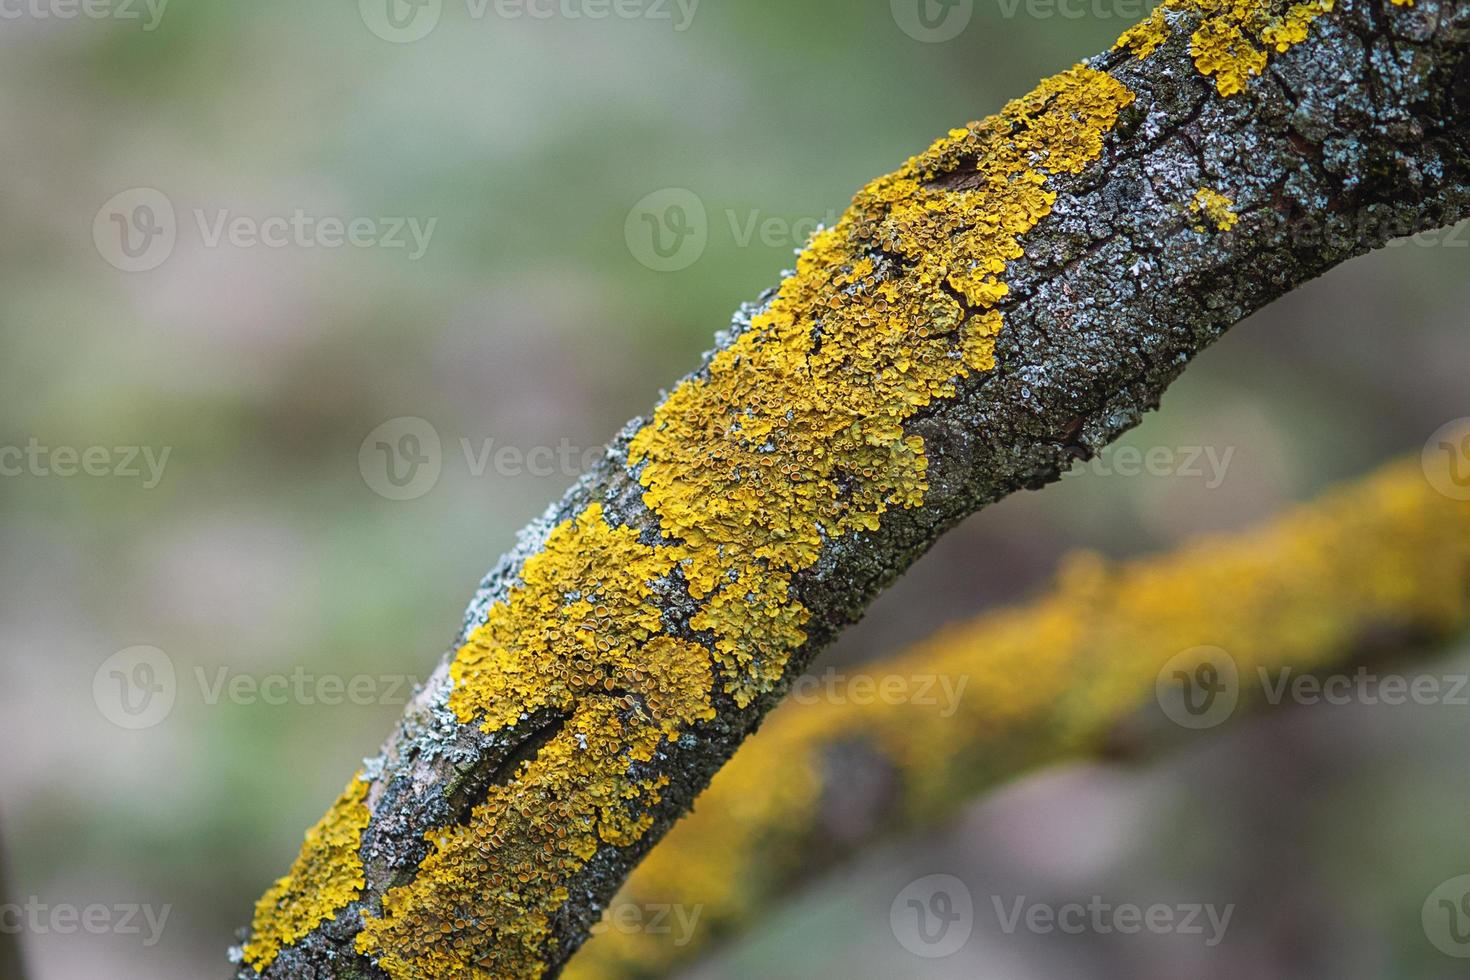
[234,0,1470,976]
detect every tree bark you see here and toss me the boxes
[235,1,1470,977]
[562,456,1470,979]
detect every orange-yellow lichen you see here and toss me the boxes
[1115,0,1335,96]
[242,773,371,972]
[348,64,1135,980]
[566,458,1470,979]
[1191,186,1239,231]
[629,66,1134,706]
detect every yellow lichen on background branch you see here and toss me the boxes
[567,458,1470,979]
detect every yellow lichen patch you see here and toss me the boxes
[352,65,1135,980]
[1191,186,1239,231]
[242,773,372,973]
[356,504,715,979]
[565,458,1470,979]
[630,65,1135,706]
[1114,0,1335,96]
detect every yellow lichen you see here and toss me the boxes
[1115,0,1335,96]
[1191,186,1239,231]
[349,64,1135,980]
[566,458,1470,979]
[242,773,372,972]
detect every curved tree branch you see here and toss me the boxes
[234,1,1470,977]
[563,456,1470,979]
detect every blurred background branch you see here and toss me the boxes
[568,456,1470,979]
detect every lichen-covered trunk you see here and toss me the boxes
[234,1,1470,977]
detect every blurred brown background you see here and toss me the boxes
[1,0,1468,977]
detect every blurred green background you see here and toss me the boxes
[1,1,1468,977]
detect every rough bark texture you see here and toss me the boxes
[234,1,1470,977]
[562,456,1470,979]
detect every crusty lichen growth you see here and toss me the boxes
[1192,186,1240,231]
[242,773,371,972]
[1115,0,1336,96]
[338,64,1136,980]
[355,506,715,979]
[628,65,1136,706]
[565,458,1470,979]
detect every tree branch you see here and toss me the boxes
[234,1,1470,977]
[563,456,1470,979]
